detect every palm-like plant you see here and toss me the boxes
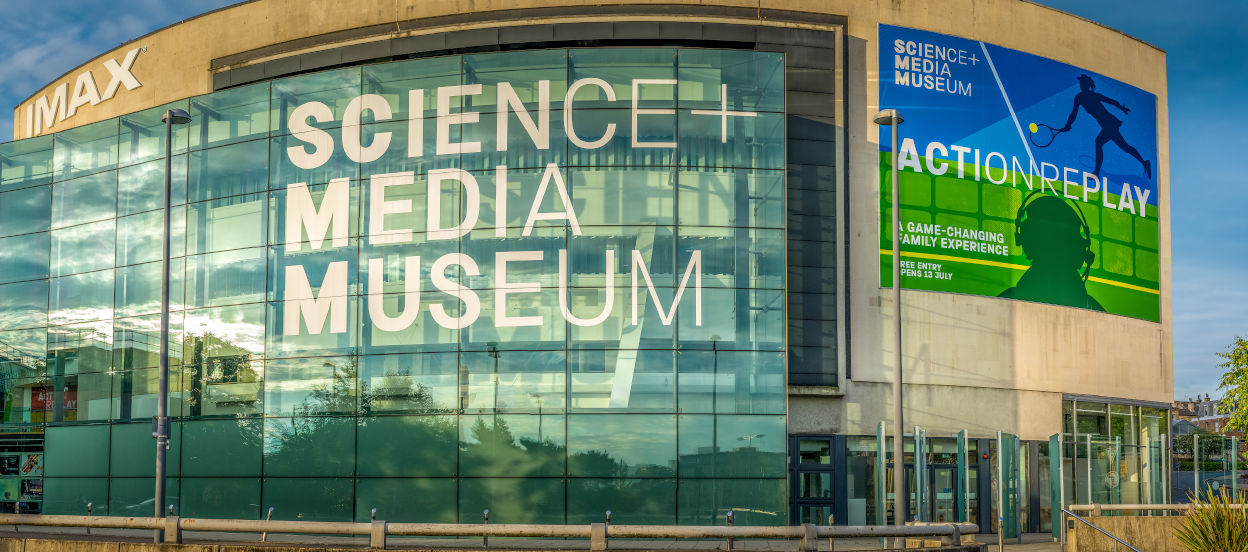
[1174,487,1248,552]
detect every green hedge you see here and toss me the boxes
[1178,461,1248,471]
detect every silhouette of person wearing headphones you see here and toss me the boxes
[1059,74,1151,179]
[998,193,1104,311]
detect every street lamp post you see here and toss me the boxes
[873,109,905,528]
[155,108,191,543]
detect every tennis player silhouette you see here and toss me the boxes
[1058,74,1151,179]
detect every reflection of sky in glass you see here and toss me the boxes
[12,47,790,520]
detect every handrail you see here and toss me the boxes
[1069,503,1248,512]
[1061,508,1141,552]
[0,513,979,550]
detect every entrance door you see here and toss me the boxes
[905,465,961,523]
[931,466,959,523]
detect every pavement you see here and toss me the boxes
[0,527,1065,551]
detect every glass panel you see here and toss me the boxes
[187,140,269,203]
[0,328,46,379]
[799,440,832,465]
[464,50,568,113]
[42,478,107,515]
[568,478,676,524]
[568,49,677,108]
[677,415,786,477]
[358,353,458,413]
[186,192,268,254]
[568,349,675,412]
[678,170,784,229]
[49,270,114,325]
[265,297,358,358]
[44,424,109,476]
[571,169,675,226]
[51,171,115,229]
[116,155,188,216]
[185,356,263,418]
[565,109,676,167]
[183,302,266,363]
[189,82,271,149]
[185,247,268,307]
[0,185,50,237]
[677,350,784,414]
[53,118,118,179]
[109,422,181,476]
[263,356,357,416]
[678,110,784,170]
[679,288,784,351]
[355,478,457,522]
[0,280,48,331]
[1076,402,1109,440]
[362,56,461,122]
[118,100,191,166]
[0,232,49,284]
[461,478,567,524]
[261,477,353,521]
[677,478,786,526]
[181,477,260,519]
[568,413,676,477]
[181,418,262,476]
[115,260,187,318]
[113,312,184,370]
[268,180,359,245]
[356,415,457,476]
[50,219,114,276]
[263,417,355,476]
[678,50,784,112]
[0,136,54,189]
[460,350,565,412]
[459,414,565,477]
[116,208,187,267]
[270,67,362,135]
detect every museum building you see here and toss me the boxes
[0,0,1171,536]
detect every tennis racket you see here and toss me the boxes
[1028,123,1064,148]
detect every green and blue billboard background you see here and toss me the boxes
[878,24,1160,322]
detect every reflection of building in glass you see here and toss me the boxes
[0,0,1170,535]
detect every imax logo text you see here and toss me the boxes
[24,47,143,137]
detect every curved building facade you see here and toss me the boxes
[0,0,1170,534]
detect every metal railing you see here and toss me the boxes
[1060,508,1140,552]
[1068,503,1248,513]
[0,512,978,550]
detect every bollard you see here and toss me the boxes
[483,509,489,548]
[941,524,962,546]
[86,502,92,535]
[590,523,607,551]
[798,523,818,552]
[370,519,387,550]
[726,510,735,552]
[163,516,181,544]
[261,506,274,542]
[826,514,835,551]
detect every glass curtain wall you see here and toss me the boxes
[1057,399,1169,515]
[0,47,787,523]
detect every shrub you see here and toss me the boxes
[1174,487,1248,552]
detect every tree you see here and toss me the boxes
[1216,336,1248,431]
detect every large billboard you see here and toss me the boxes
[878,24,1160,322]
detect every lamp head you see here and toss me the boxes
[873,109,904,126]
[162,108,192,125]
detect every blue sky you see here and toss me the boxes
[0,0,1240,401]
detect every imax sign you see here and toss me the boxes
[22,46,144,138]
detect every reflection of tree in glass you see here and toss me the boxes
[185,331,261,416]
[360,373,443,414]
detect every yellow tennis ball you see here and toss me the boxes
[1028,122,1038,133]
